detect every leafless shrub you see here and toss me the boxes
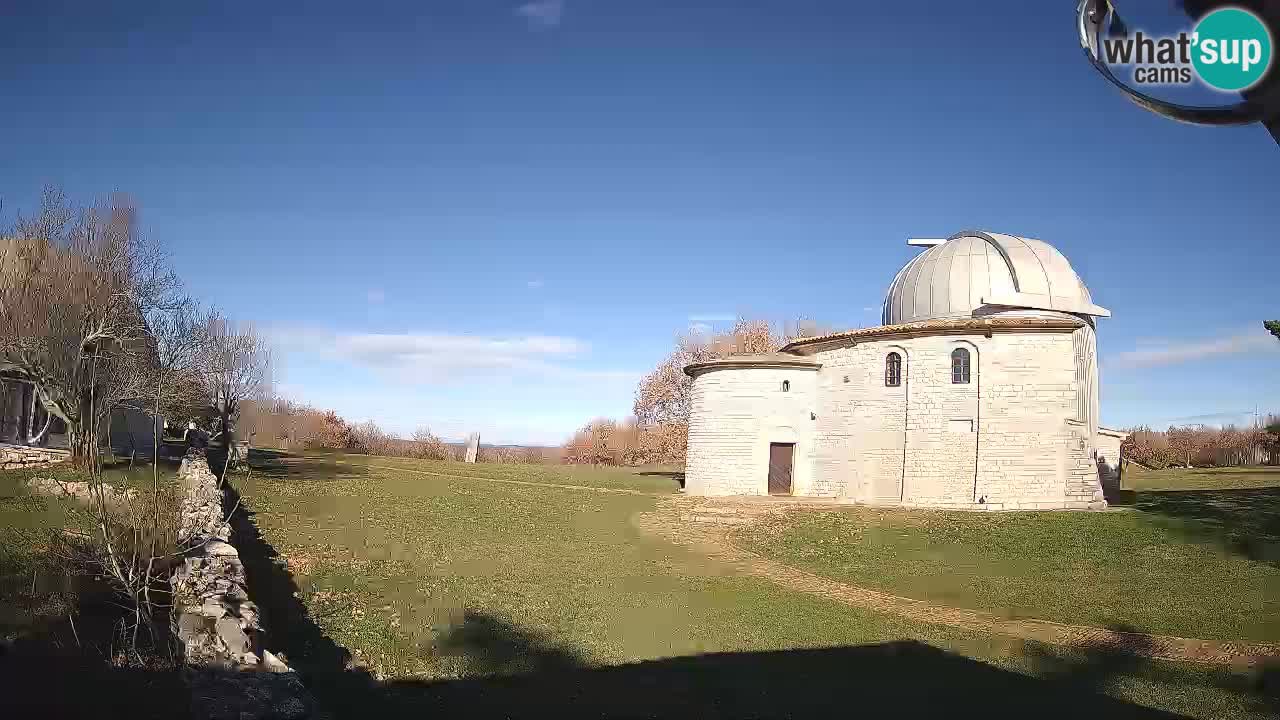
[312,409,357,450]
[475,445,531,463]
[348,420,396,456]
[580,316,806,467]
[412,426,454,460]
[560,417,686,466]
[1122,421,1279,469]
[238,397,330,450]
[201,315,270,449]
[633,317,786,431]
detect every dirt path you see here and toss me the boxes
[635,495,1280,665]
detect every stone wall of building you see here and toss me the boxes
[0,443,70,470]
[809,341,905,501]
[802,327,1104,510]
[686,366,820,496]
[968,331,1099,509]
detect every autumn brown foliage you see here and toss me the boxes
[239,397,333,449]
[562,417,687,466]
[632,318,790,428]
[562,318,822,466]
[1121,422,1278,469]
[239,400,554,463]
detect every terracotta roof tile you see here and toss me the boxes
[780,316,1084,354]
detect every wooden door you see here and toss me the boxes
[768,443,794,495]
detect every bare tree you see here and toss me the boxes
[412,426,452,460]
[140,298,212,568]
[560,415,687,467]
[613,317,824,465]
[1166,426,1208,469]
[634,318,784,428]
[201,314,270,451]
[0,188,178,467]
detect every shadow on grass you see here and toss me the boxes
[0,650,190,719]
[384,634,1195,719]
[1127,487,1280,567]
[0,523,188,718]
[9,469,1274,719]
[231,448,369,483]
[221,481,381,718]
[635,470,686,489]
[217,475,1277,719]
[1028,628,1278,719]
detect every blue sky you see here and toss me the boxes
[3,1,1277,444]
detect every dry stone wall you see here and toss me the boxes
[171,451,271,669]
[170,450,325,720]
[27,475,136,506]
[0,443,70,469]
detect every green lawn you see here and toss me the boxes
[0,460,190,719]
[1123,463,1280,491]
[0,460,181,645]
[329,452,684,494]
[230,452,1278,719]
[735,466,1280,643]
[0,466,84,645]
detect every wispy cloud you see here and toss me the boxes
[515,0,564,29]
[1112,328,1278,369]
[527,279,544,290]
[862,306,878,313]
[367,289,386,304]
[1170,410,1259,423]
[686,313,737,335]
[688,313,735,324]
[273,328,638,384]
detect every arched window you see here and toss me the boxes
[951,348,971,384]
[781,380,790,392]
[885,352,902,387]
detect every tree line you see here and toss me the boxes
[1122,421,1280,469]
[239,397,555,463]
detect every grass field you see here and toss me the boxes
[735,466,1280,644]
[0,460,191,720]
[0,466,85,645]
[229,452,1280,719]
[0,460,183,641]
[1122,464,1280,491]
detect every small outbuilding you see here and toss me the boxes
[684,231,1123,510]
[1,373,163,461]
